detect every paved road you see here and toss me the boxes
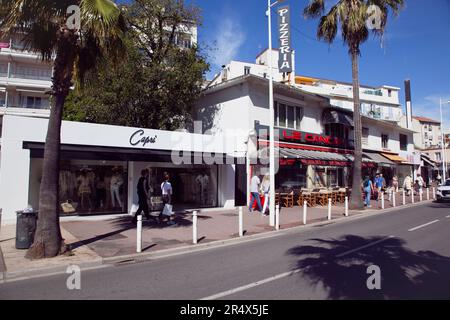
[1,202,450,300]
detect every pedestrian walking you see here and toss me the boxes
[403,175,412,196]
[132,169,151,224]
[159,173,175,225]
[392,175,399,192]
[249,174,263,213]
[261,175,270,216]
[375,173,384,201]
[417,174,425,195]
[363,176,374,208]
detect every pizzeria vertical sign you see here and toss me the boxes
[277,5,292,73]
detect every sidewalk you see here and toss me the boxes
[0,195,434,281]
[0,224,101,280]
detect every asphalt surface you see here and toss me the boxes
[1,201,449,300]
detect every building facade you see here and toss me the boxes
[0,115,246,225]
[411,116,443,150]
[0,34,52,118]
[197,70,416,202]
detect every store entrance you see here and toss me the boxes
[140,164,219,211]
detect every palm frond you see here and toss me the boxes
[304,0,326,18]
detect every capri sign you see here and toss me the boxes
[277,6,293,73]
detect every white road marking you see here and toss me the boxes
[200,269,303,300]
[446,215,450,218]
[336,236,395,258]
[408,220,440,232]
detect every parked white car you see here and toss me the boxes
[436,180,450,202]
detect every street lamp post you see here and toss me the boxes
[440,98,450,182]
[267,0,283,227]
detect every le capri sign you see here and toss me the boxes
[277,6,293,73]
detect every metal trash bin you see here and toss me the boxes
[15,210,38,250]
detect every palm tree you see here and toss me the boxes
[0,0,126,259]
[303,0,404,209]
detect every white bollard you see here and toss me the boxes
[303,201,307,225]
[403,190,406,206]
[239,207,244,237]
[392,191,396,208]
[427,188,430,201]
[328,198,332,221]
[381,192,385,210]
[275,205,280,231]
[136,215,142,253]
[345,197,349,217]
[419,189,423,202]
[193,211,198,244]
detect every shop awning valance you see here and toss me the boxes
[276,148,375,166]
[365,152,396,167]
[421,155,437,168]
[381,153,407,163]
[322,110,354,127]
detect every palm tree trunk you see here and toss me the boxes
[26,30,77,259]
[349,49,365,210]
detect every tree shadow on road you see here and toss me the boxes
[287,235,450,300]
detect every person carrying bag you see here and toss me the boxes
[159,173,175,225]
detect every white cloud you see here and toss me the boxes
[211,17,246,68]
[414,94,450,133]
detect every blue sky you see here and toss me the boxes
[188,0,450,131]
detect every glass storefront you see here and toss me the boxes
[29,159,129,215]
[276,165,307,190]
[59,160,128,215]
[138,164,218,209]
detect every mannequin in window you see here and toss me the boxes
[110,167,124,210]
[196,171,210,206]
[77,168,92,212]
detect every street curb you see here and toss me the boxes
[0,200,434,283]
[0,258,104,284]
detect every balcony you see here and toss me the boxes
[360,104,401,122]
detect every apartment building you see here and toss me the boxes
[295,76,403,123]
[0,34,53,119]
[411,116,442,150]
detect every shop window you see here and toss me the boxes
[287,105,294,128]
[56,160,128,215]
[382,134,389,149]
[436,152,442,162]
[274,102,279,126]
[325,123,348,141]
[279,103,287,127]
[327,168,344,188]
[0,92,5,107]
[145,166,218,208]
[274,101,303,130]
[400,134,408,151]
[362,127,369,145]
[295,107,303,130]
[244,66,251,75]
[276,165,307,191]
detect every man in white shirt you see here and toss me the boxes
[249,174,263,213]
[159,173,175,225]
[417,174,425,195]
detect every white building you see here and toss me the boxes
[197,72,416,197]
[295,76,403,123]
[0,115,246,225]
[410,116,442,150]
[0,33,52,119]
